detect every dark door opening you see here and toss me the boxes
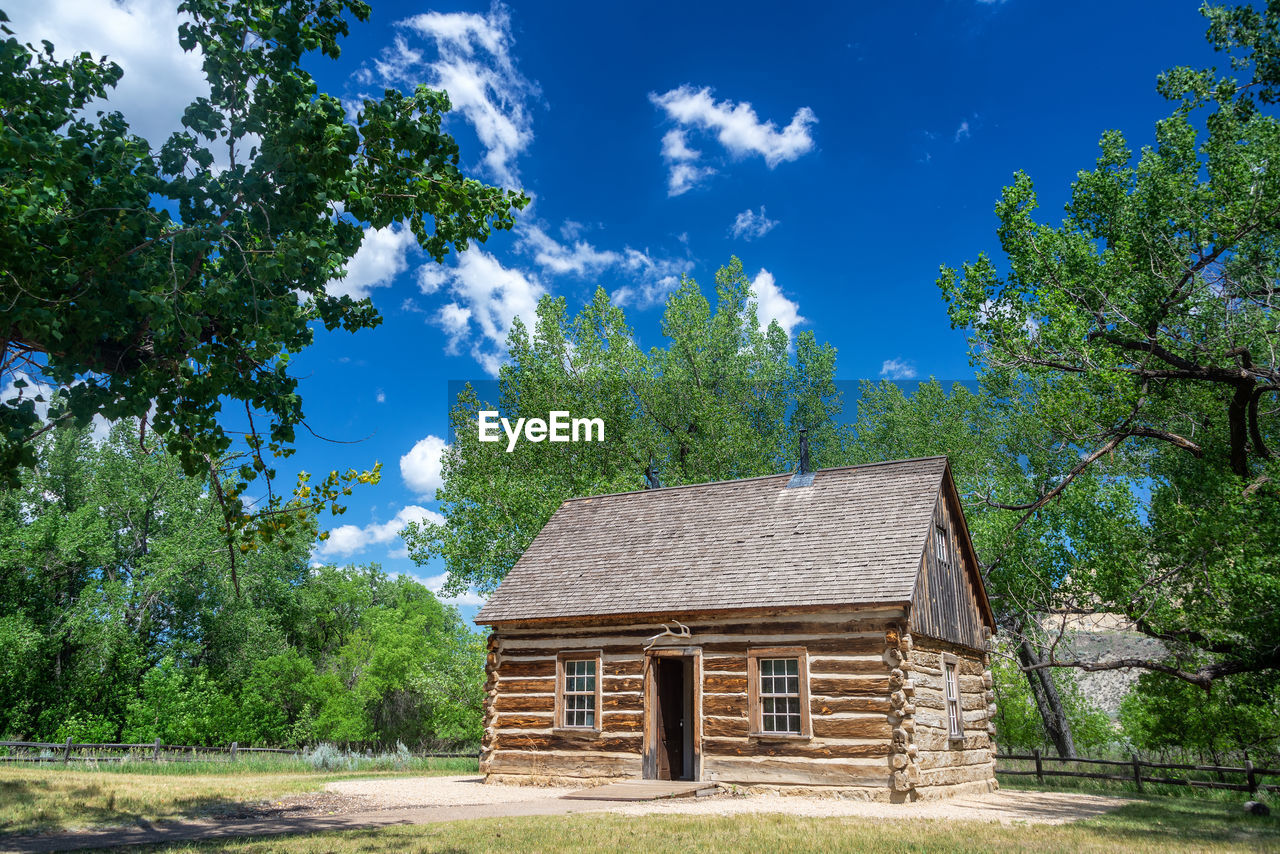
[654,657,691,781]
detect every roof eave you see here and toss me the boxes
[475,599,915,628]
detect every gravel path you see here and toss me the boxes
[324,775,579,807]
[324,776,1129,825]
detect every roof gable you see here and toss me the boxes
[907,463,996,648]
[477,456,970,625]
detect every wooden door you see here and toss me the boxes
[655,658,686,781]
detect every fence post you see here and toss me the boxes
[1033,747,1043,784]
[153,738,161,762]
[62,737,71,765]
[1131,753,1143,793]
[1245,759,1257,795]
[230,742,238,763]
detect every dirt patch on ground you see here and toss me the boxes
[210,776,578,821]
[310,776,1131,826]
[325,776,579,807]
[209,791,379,820]
[604,788,1131,824]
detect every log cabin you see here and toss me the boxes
[474,453,999,800]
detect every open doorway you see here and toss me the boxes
[650,656,694,781]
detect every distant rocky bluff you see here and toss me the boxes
[1037,613,1167,719]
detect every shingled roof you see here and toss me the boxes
[476,456,980,625]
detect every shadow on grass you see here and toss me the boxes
[0,777,272,839]
[1086,797,1280,848]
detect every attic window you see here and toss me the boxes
[935,523,951,570]
[557,651,602,731]
[747,647,811,738]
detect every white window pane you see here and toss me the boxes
[756,657,804,734]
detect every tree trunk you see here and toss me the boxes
[1018,638,1077,759]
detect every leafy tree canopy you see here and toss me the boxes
[937,1,1280,688]
[405,258,849,594]
[0,422,484,747]
[0,1,527,565]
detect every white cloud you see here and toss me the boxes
[880,359,918,381]
[978,298,1040,337]
[651,85,817,171]
[436,302,475,342]
[749,270,804,338]
[731,206,778,241]
[666,161,718,196]
[401,434,449,498]
[612,275,683,309]
[559,220,587,240]
[375,4,536,187]
[659,129,716,196]
[5,0,207,149]
[1,372,52,424]
[327,225,417,299]
[316,504,443,560]
[3,372,114,444]
[419,250,545,375]
[376,390,386,404]
[517,224,691,308]
[417,265,448,295]
[954,120,971,142]
[521,225,622,276]
[661,128,700,162]
[419,572,486,607]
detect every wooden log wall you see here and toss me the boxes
[484,607,909,789]
[902,634,998,796]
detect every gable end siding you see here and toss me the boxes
[908,484,986,650]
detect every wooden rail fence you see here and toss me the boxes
[997,749,1280,794]
[3,739,1271,793]
[0,740,479,765]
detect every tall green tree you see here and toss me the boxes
[0,423,484,747]
[847,378,1143,756]
[937,1,1280,689]
[405,259,849,594]
[0,1,527,563]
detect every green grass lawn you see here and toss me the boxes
[107,797,1280,854]
[996,770,1279,804]
[4,764,1276,853]
[0,757,477,836]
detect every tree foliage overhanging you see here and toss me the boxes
[935,1,1280,692]
[404,259,850,595]
[0,0,527,566]
[0,423,485,747]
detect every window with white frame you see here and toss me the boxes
[561,658,597,728]
[758,658,802,734]
[745,648,812,738]
[944,660,963,739]
[935,523,951,569]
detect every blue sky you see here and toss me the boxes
[7,0,1223,620]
